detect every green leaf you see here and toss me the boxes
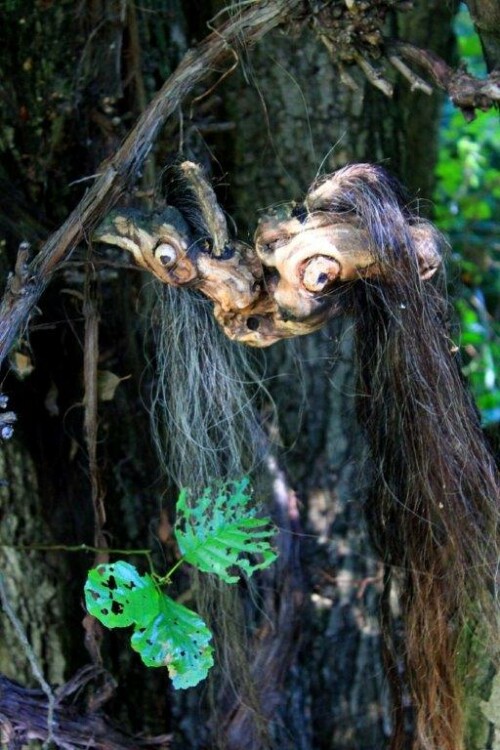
[85,563,215,689]
[175,478,278,584]
[131,595,214,689]
[84,561,160,629]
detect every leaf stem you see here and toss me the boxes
[157,556,186,586]
[0,542,154,575]
[0,542,152,555]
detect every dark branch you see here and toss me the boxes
[393,41,500,120]
[311,3,499,117]
[464,0,500,72]
[0,670,171,750]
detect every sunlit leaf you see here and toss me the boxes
[97,370,125,402]
[131,595,213,689]
[11,351,34,379]
[84,480,280,689]
[175,478,278,584]
[85,561,159,629]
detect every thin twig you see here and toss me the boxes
[388,54,432,95]
[83,260,107,556]
[392,40,500,119]
[190,47,239,110]
[126,0,156,203]
[338,63,361,92]
[353,51,394,97]
[0,544,156,588]
[0,543,152,557]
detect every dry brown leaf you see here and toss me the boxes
[96,370,130,402]
[11,351,34,379]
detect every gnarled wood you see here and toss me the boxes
[0,670,171,749]
[94,163,442,347]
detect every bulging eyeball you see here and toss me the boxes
[154,243,178,267]
[301,255,341,292]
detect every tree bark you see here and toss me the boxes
[465,0,500,70]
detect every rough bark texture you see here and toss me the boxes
[465,0,500,70]
[0,2,496,750]
[0,441,67,686]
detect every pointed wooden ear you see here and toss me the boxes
[410,223,443,280]
[178,161,229,257]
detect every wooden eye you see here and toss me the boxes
[154,243,177,267]
[246,316,260,331]
[302,256,341,292]
[256,235,288,255]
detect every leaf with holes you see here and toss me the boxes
[131,594,214,689]
[175,477,278,584]
[84,561,160,629]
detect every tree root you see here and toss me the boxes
[0,668,172,750]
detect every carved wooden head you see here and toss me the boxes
[94,163,443,347]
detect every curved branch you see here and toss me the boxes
[392,41,500,120]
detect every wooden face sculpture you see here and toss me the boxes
[94,161,442,346]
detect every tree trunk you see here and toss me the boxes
[216,6,453,745]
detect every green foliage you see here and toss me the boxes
[85,562,214,689]
[85,561,159,629]
[434,5,500,427]
[130,594,214,689]
[175,478,278,584]
[84,479,277,689]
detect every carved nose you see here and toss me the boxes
[274,282,316,320]
[302,256,341,292]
